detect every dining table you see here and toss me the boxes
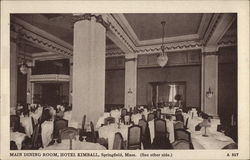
[98,123,131,150]
[42,138,106,150]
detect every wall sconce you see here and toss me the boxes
[128,88,133,94]
[206,87,213,98]
[26,89,31,96]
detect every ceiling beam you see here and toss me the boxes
[205,13,236,46]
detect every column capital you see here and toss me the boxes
[72,13,110,29]
[202,45,219,56]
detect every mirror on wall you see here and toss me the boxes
[148,81,186,108]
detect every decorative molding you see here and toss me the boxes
[11,17,73,57]
[30,74,70,82]
[135,40,203,55]
[72,14,110,29]
[203,52,219,56]
[125,57,137,62]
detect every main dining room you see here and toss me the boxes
[9,13,238,150]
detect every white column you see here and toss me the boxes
[201,46,219,117]
[26,68,32,104]
[72,14,107,126]
[69,58,73,104]
[10,40,18,109]
[124,53,137,109]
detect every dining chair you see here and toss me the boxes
[174,128,191,142]
[222,143,238,149]
[53,119,68,139]
[59,127,78,150]
[138,119,151,149]
[121,108,127,117]
[154,118,168,139]
[127,125,142,150]
[104,117,115,125]
[90,121,97,143]
[184,117,189,129]
[172,139,194,149]
[10,115,20,132]
[31,123,42,149]
[113,132,124,149]
[175,114,184,123]
[82,115,86,132]
[174,121,185,130]
[156,109,161,119]
[147,113,155,122]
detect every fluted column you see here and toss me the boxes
[72,14,108,126]
[201,46,219,117]
[124,53,137,109]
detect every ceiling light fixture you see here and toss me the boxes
[157,21,168,67]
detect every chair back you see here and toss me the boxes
[90,121,97,142]
[138,119,147,136]
[174,128,191,142]
[31,123,42,149]
[104,117,115,125]
[121,108,127,117]
[59,127,78,150]
[53,119,68,139]
[10,115,20,132]
[172,139,193,149]
[185,117,189,129]
[124,115,130,125]
[174,121,184,130]
[113,132,124,149]
[175,114,184,123]
[156,109,161,119]
[222,143,238,149]
[147,113,155,122]
[82,115,86,131]
[154,119,167,138]
[127,125,142,149]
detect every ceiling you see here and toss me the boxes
[12,13,237,55]
[123,13,202,41]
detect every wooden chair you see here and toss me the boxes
[147,113,155,122]
[138,119,151,149]
[156,109,161,119]
[31,123,42,149]
[175,114,184,123]
[174,128,191,142]
[53,119,68,139]
[104,117,115,125]
[10,115,20,132]
[82,115,86,132]
[90,121,97,143]
[127,125,142,149]
[154,119,168,139]
[184,117,189,129]
[172,139,194,149]
[174,121,185,130]
[59,127,78,150]
[113,132,124,149]
[222,143,238,149]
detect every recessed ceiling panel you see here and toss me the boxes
[123,13,203,41]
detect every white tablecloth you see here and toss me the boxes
[42,139,106,150]
[10,131,26,150]
[148,119,175,143]
[98,123,130,150]
[41,121,54,147]
[96,112,111,129]
[191,131,235,149]
[20,116,33,138]
[30,107,43,124]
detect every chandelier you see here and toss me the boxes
[18,40,33,75]
[157,21,168,67]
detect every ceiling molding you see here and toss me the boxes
[204,13,236,46]
[197,14,214,40]
[135,40,203,55]
[11,16,73,57]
